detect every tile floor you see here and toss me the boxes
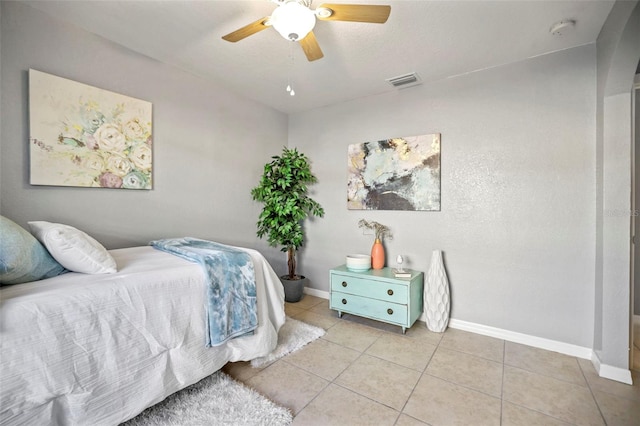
[224,295,640,426]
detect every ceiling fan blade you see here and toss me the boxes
[222,17,270,42]
[317,4,391,23]
[299,31,324,61]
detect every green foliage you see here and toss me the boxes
[251,147,324,279]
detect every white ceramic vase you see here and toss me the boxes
[424,250,450,332]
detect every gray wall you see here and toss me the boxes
[594,1,639,373]
[0,2,288,271]
[289,45,597,348]
[636,80,640,317]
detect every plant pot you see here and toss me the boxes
[280,275,308,303]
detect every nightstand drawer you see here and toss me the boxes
[329,265,423,333]
[331,274,407,303]
[330,292,408,325]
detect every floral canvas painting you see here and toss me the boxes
[29,69,153,189]
[348,133,440,211]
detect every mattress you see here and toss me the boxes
[0,245,285,425]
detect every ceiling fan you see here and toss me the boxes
[221,0,391,61]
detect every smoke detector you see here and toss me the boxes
[550,19,576,36]
[386,72,422,89]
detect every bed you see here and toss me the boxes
[0,221,286,425]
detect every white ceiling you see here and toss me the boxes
[23,0,615,114]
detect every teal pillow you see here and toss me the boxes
[0,216,67,285]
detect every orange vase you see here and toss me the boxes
[371,238,385,269]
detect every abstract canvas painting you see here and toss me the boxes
[29,69,153,189]
[348,133,440,211]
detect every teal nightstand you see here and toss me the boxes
[329,265,424,333]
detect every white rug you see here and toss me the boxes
[121,371,292,426]
[122,317,324,425]
[251,316,326,368]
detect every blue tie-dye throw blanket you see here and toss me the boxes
[150,238,258,347]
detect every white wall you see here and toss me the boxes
[0,2,288,270]
[289,45,597,348]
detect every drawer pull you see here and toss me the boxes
[342,281,347,287]
[387,308,393,315]
[387,289,394,296]
[342,299,347,305]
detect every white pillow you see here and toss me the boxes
[28,221,117,274]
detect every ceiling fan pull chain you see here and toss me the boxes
[287,41,296,96]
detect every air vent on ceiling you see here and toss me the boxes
[386,72,421,89]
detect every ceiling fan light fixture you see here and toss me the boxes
[271,1,316,41]
[315,7,333,19]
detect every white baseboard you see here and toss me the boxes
[591,352,634,385]
[303,287,633,385]
[447,318,593,360]
[303,287,329,299]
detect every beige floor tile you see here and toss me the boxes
[577,358,640,402]
[366,332,437,371]
[426,347,503,397]
[308,302,344,321]
[285,338,360,381]
[505,341,586,386]
[309,299,332,314]
[291,294,325,309]
[403,321,444,345]
[501,402,572,425]
[394,414,429,426]
[262,297,640,425]
[285,303,305,317]
[335,354,421,410]
[593,389,640,426]
[292,383,399,426]
[439,328,504,362]
[322,319,383,352]
[503,366,604,426]
[403,374,501,426]
[221,361,262,382]
[291,309,341,330]
[245,360,329,415]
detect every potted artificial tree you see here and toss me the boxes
[251,147,324,302]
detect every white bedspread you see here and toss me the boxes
[0,246,285,426]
